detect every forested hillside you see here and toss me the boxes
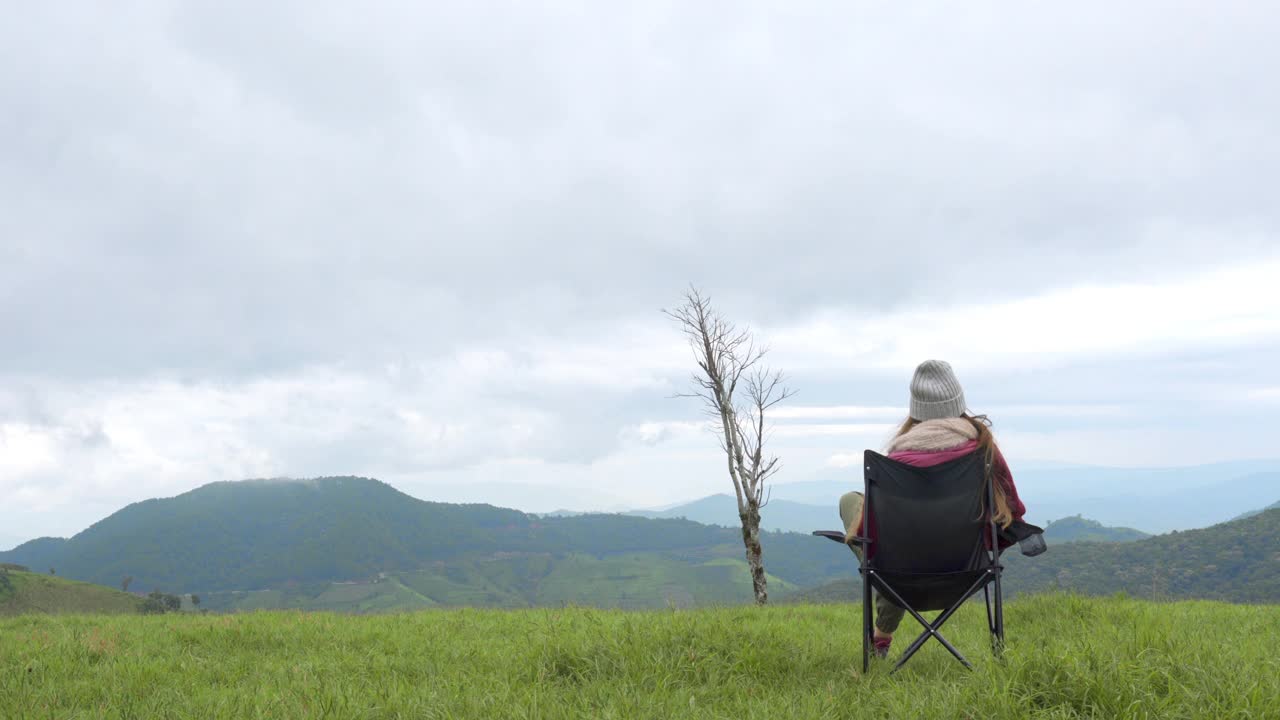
[0,477,853,606]
[790,508,1280,605]
[7,476,1275,611]
[1001,507,1280,602]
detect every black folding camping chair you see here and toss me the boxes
[815,449,1014,674]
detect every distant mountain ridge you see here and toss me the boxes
[627,494,839,533]
[790,507,1280,605]
[632,494,1160,542]
[766,460,1280,533]
[6,473,1277,612]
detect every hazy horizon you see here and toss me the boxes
[5,2,1280,542]
[5,454,1279,550]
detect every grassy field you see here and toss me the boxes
[2,594,1277,719]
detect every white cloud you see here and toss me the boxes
[771,423,897,438]
[774,403,1129,421]
[1246,387,1280,403]
[980,405,1131,419]
[6,2,1280,379]
[4,1,1280,542]
[7,258,1280,540]
[824,453,865,469]
[992,427,1280,469]
[769,257,1280,374]
[772,405,905,421]
[618,421,708,447]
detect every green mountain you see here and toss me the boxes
[788,508,1280,605]
[1002,507,1280,602]
[2,477,534,592]
[1043,515,1149,544]
[1,537,69,574]
[0,567,143,615]
[0,477,853,608]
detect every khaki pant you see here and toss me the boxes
[839,491,906,635]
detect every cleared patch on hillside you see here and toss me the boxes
[0,570,142,616]
[201,554,800,612]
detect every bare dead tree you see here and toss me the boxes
[665,287,795,605]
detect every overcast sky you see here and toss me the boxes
[3,1,1280,545]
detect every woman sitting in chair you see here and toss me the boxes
[839,359,1027,658]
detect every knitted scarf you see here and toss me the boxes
[886,417,978,454]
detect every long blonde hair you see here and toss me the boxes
[892,413,1014,528]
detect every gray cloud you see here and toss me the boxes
[3,2,1280,540]
[5,1,1280,377]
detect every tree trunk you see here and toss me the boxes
[740,505,768,605]
[666,289,792,609]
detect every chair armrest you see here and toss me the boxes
[812,530,870,547]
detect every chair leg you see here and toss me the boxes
[984,583,999,655]
[984,584,994,633]
[862,570,873,674]
[993,569,1006,655]
[890,600,973,673]
[870,573,990,674]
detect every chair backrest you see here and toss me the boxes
[863,449,995,575]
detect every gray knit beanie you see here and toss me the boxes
[909,360,967,421]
